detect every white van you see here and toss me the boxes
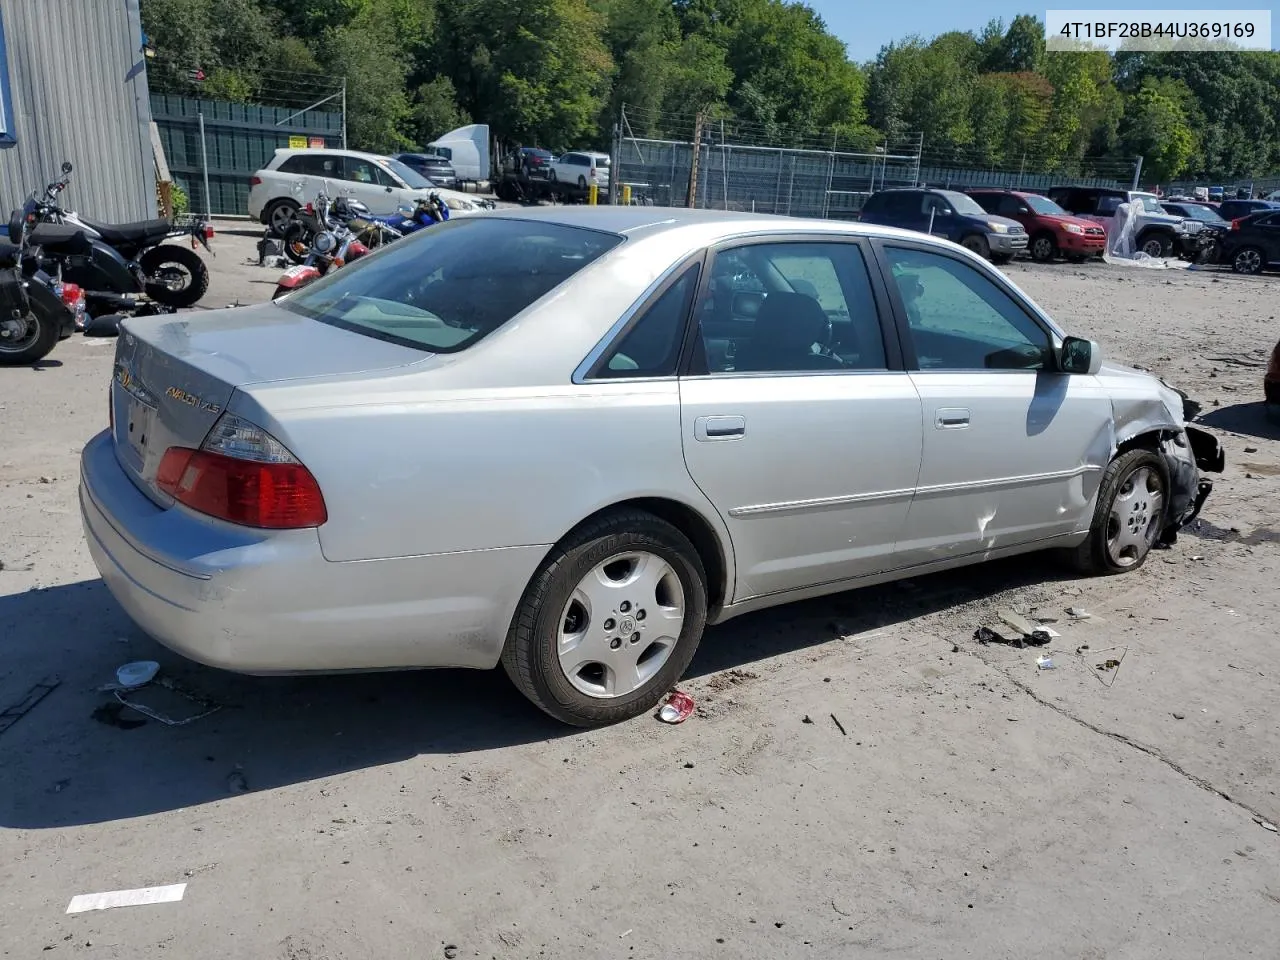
[426,124,491,184]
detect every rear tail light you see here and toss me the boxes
[250,176,262,186]
[204,225,215,240]
[56,281,82,308]
[156,413,327,529]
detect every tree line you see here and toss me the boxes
[140,0,1280,183]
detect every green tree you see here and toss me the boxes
[322,7,412,152]
[409,77,471,146]
[1118,77,1198,182]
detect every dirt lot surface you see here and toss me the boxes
[2,225,1278,959]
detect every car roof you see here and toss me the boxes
[398,153,449,162]
[474,205,961,247]
[274,147,391,161]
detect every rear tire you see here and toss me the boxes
[266,200,299,237]
[961,234,991,260]
[0,311,59,365]
[1231,246,1264,274]
[140,245,210,308]
[1068,449,1168,576]
[501,510,709,727]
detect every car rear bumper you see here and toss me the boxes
[80,430,543,674]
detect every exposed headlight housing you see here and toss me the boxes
[449,198,475,211]
[987,221,1009,234]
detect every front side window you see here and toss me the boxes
[695,242,887,375]
[997,195,1024,217]
[343,157,383,185]
[597,265,700,378]
[280,219,623,353]
[884,246,1049,371]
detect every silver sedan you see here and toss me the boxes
[80,208,1223,726]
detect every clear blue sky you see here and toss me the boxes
[809,1,1280,63]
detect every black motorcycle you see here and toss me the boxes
[0,214,85,366]
[21,162,214,313]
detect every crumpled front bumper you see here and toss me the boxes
[1160,426,1224,541]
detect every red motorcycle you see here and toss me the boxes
[271,187,370,300]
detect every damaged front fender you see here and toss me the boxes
[1157,425,1223,544]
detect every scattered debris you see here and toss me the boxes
[619,930,633,939]
[706,669,759,693]
[444,945,459,959]
[1097,659,1122,671]
[1076,644,1090,654]
[65,883,187,914]
[974,625,1047,648]
[951,644,960,653]
[657,690,695,724]
[830,713,847,736]
[0,675,61,736]
[1255,817,1279,833]
[801,715,814,725]
[0,559,34,572]
[1065,607,1093,619]
[91,702,146,730]
[114,675,222,726]
[1036,656,1056,670]
[1172,712,1186,720]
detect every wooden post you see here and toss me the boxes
[686,110,706,209]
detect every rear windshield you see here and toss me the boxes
[279,218,624,353]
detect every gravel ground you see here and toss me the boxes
[1,224,1277,959]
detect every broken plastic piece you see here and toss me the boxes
[114,675,222,726]
[1036,656,1056,670]
[657,691,695,724]
[1065,607,1092,619]
[116,661,159,690]
[1097,659,1122,672]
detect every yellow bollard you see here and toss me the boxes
[622,184,632,206]
[588,182,598,206]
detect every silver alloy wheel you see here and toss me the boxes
[270,203,298,234]
[1032,236,1054,260]
[557,551,685,699]
[1105,466,1164,567]
[1235,248,1262,273]
[151,262,192,292]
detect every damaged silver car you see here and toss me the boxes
[79,208,1224,728]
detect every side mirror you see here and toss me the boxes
[61,161,72,174]
[1061,336,1102,375]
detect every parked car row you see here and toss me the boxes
[857,183,1280,272]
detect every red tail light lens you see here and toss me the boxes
[58,282,83,308]
[250,176,263,186]
[204,225,215,239]
[156,414,326,529]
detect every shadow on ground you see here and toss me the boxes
[0,553,1070,829]
[1198,402,1280,441]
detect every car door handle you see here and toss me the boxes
[695,415,746,441]
[935,408,971,429]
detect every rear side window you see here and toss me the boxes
[281,219,624,353]
[278,153,342,177]
[997,195,1023,217]
[970,194,999,214]
[597,264,700,378]
[880,192,916,215]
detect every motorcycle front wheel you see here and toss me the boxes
[141,245,210,308]
[283,222,314,264]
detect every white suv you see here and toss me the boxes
[549,151,611,190]
[249,148,491,235]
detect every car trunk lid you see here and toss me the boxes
[110,302,430,504]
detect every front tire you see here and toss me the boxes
[502,510,709,727]
[1069,450,1167,575]
[1030,232,1058,263]
[140,245,210,308]
[961,234,991,260]
[1232,246,1264,274]
[1138,231,1173,258]
[0,311,59,365]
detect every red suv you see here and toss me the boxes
[968,189,1106,262]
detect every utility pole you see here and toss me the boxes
[686,110,706,208]
[1131,155,1144,190]
[341,78,348,150]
